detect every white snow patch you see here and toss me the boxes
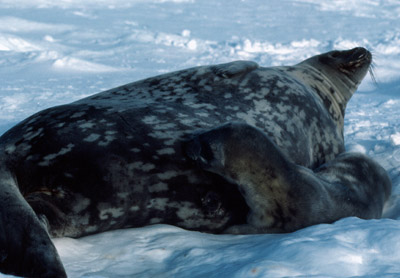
[52,218,400,278]
[390,132,400,146]
[0,34,42,52]
[346,143,367,154]
[0,16,74,33]
[0,0,194,9]
[53,57,121,73]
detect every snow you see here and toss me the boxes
[52,219,400,278]
[1,0,400,277]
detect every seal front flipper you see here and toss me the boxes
[211,61,259,78]
[0,166,66,277]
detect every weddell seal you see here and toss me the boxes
[0,47,390,277]
[184,122,391,234]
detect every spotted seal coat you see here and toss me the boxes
[0,47,379,277]
[184,122,391,233]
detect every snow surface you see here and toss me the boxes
[1,0,400,277]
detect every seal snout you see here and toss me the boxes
[322,47,372,68]
[337,47,372,69]
[323,47,373,84]
[348,47,372,63]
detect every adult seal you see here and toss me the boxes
[0,47,386,277]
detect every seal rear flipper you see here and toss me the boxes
[0,167,66,278]
[211,61,259,78]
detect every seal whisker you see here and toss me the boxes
[369,62,378,87]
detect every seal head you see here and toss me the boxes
[300,47,372,99]
[297,47,372,120]
[287,47,372,143]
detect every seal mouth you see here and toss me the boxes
[336,47,372,77]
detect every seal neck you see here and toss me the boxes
[286,64,356,134]
[297,63,358,106]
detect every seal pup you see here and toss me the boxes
[184,122,391,233]
[0,47,374,277]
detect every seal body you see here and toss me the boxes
[0,47,377,277]
[184,122,391,233]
